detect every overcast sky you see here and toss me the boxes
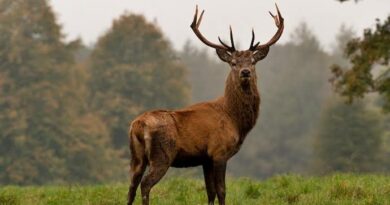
[50,0,389,51]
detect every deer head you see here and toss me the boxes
[190,4,284,88]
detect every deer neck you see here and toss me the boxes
[223,72,260,140]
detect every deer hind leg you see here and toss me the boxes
[128,125,147,205]
[140,130,173,205]
[140,163,169,205]
[214,161,227,205]
[203,162,216,205]
[127,156,147,205]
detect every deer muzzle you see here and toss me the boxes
[240,69,251,79]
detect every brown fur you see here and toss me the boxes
[127,5,283,203]
[127,50,263,205]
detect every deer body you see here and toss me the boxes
[127,5,283,205]
[131,72,260,167]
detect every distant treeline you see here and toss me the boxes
[0,0,189,185]
[0,0,388,185]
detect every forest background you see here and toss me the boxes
[0,0,389,185]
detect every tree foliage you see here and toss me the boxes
[180,41,228,102]
[331,1,390,111]
[312,99,383,173]
[89,13,190,148]
[0,0,124,185]
[0,0,388,185]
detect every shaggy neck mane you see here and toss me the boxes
[223,73,260,141]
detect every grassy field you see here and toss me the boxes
[0,174,389,205]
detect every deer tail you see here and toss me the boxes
[129,120,147,172]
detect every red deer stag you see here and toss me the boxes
[127,4,284,205]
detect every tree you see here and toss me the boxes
[331,24,356,58]
[180,41,228,102]
[382,116,390,170]
[312,98,383,173]
[0,0,124,184]
[330,0,390,111]
[89,13,190,148]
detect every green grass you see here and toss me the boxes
[1,174,390,205]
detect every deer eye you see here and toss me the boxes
[231,60,237,66]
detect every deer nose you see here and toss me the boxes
[240,69,251,78]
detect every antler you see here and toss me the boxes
[249,29,260,50]
[190,5,236,52]
[249,3,284,51]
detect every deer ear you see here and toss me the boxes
[253,47,270,62]
[216,49,232,63]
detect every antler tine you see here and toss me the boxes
[229,26,236,51]
[196,10,204,28]
[276,3,282,21]
[255,3,284,50]
[249,29,255,50]
[217,26,236,52]
[218,37,231,49]
[249,28,260,50]
[190,5,231,51]
[190,5,199,28]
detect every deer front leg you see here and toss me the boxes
[213,161,227,205]
[203,162,216,205]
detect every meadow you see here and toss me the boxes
[1,174,389,205]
